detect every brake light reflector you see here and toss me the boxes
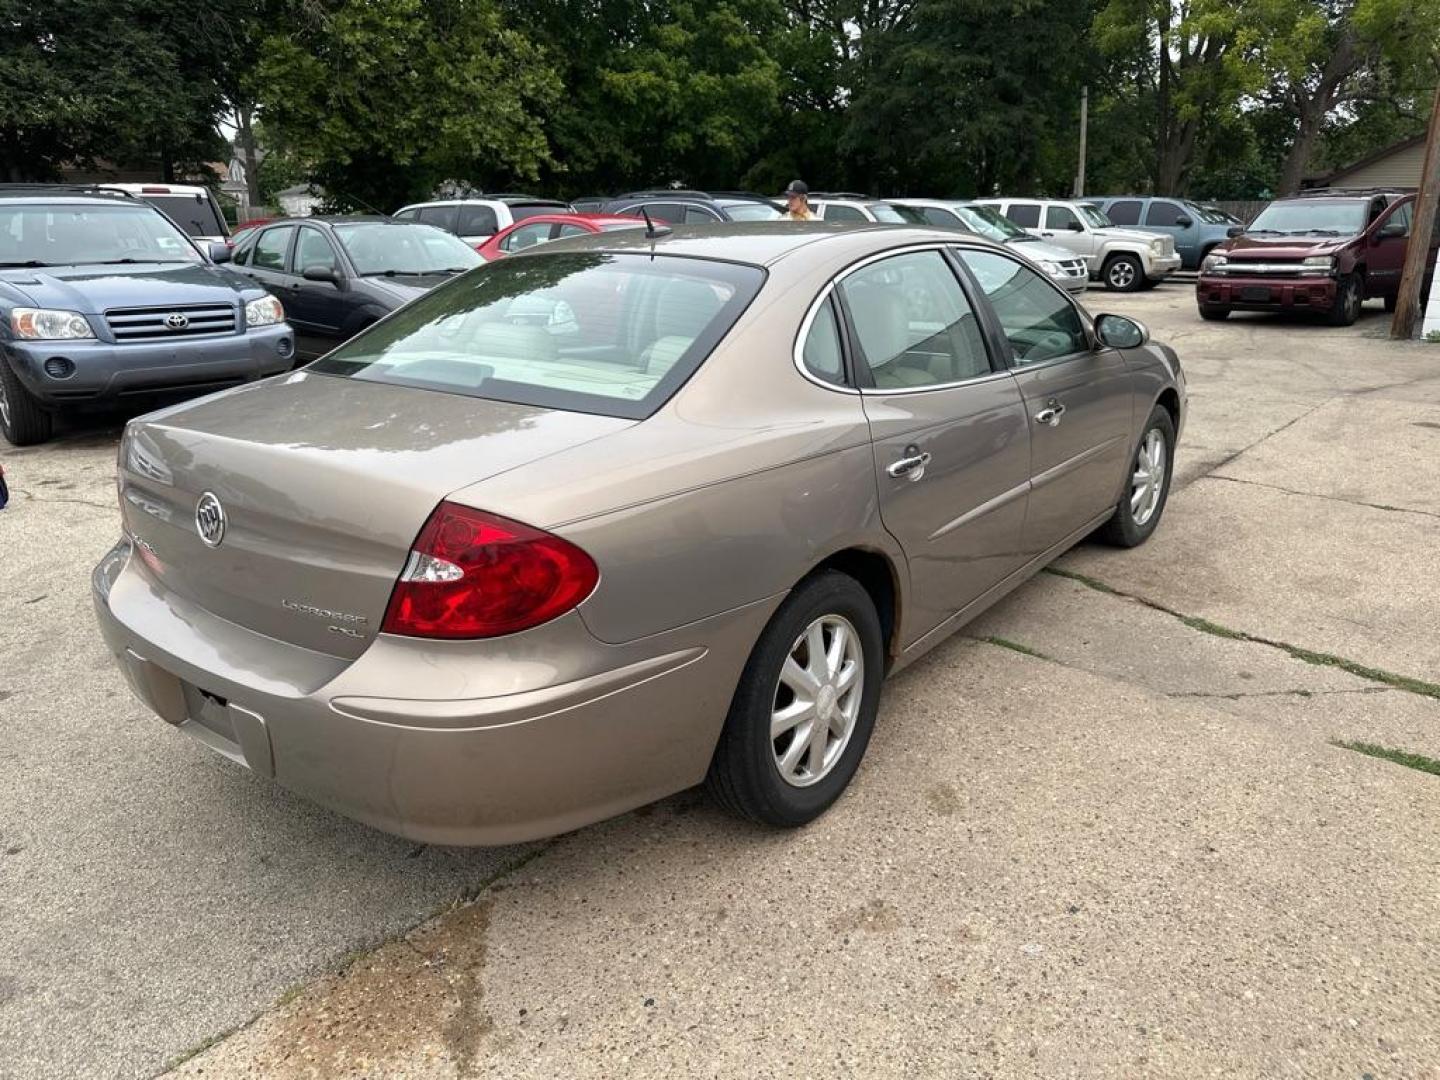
[381,502,598,639]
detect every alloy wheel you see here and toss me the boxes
[1131,428,1167,526]
[1107,260,1136,289]
[770,614,864,788]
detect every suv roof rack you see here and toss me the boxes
[0,183,137,199]
[617,189,713,201]
[1294,186,1414,198]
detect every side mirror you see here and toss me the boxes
[1226,226,1243,238]
[1378,221,1408,239]
[1094,313,1149,350]
[302,263,342,286]
[1176,216,1194,228]
[1067,220,1085,232]
[207,242,231,264]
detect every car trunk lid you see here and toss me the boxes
[119,371,632,659]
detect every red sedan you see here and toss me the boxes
[475,213,645,260]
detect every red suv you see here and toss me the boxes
[1197,189,1434,326]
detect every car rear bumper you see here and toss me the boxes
[3,324,295,407]
[1197,274,1338,311]
[92,537,775,845]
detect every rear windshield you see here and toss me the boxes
[310,252,764,420]
[140,194,226,237]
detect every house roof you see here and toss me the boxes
[1326,134,1427,183]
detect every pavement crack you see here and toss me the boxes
[1045,567,1440,702]
[11,487,114,512]
[1167,686,1398,702]
[1187,399,1331,486]
[1203,474,1440,521]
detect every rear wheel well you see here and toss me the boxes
[809,549,900,669]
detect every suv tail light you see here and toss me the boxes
[381,502,598,639]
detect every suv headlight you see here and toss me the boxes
[1036,260,1063,277]
[1202,252,1228,273]
[244,295,285,328]
[11,307,96,340]
[1149,237,1164,253]
[1302,255,1336,271]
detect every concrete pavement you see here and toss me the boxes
[3,287,1439,1078]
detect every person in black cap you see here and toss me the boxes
[784,180,813,221]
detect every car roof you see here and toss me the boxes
[523,220,997,267]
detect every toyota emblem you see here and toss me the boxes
[195,492,227,547]
[165,312,190,330]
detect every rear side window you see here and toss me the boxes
[1145,201,1186,227]
[921,206,959,227]
[1107,200,1142,226]
[310,253,765,420]
[252,226,294,271]
[457,204,499,236]
[839,250,990,389]
[416,205,459,233]
[501,222,555,252]
[1006,203,1041,228]
[801,298,846,385]
[824,204,867,223]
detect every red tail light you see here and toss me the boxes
[381,502,598,639]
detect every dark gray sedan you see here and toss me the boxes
[95,223,1184,845]
[226,216,482,361]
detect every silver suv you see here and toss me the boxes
[976,198,1181,291]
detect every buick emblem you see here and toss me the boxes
[195,492,226,547]
[165,312,190,330]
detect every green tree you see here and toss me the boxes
[254,0,559,212]
[0,0,240,182]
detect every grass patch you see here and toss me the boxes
[978,636,1052,661]
[1045,567,1440,701]
[1333,741,1440,778]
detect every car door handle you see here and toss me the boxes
[887,450,932,479]
[1035,403,1066,427]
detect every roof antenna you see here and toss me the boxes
[640,205,671,240]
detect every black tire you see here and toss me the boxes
[0,359,53,447]
[1098,404,1175,548]
[706,570,884,828]
[1198,305,1230,321]
[1102,254,1144,292]
[1327,272,1363,327]
[1384,293,1398,313]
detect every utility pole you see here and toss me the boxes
[1390,81,1440,339]
[1074,86,1089,198]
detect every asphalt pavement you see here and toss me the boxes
[2,283,1439,1079]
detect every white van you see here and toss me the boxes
[97,183,230,244]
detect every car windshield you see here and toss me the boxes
[138,193,226,237]
[719,201,783,221]
[0,203,201,266]
[1247,200,1368,236]
[310,252,765,420]
[868,204,907,224]
[953,204,1028,241]
[1077,204,1111,228]
[1195,205,1232,224]
[332,222,484,276]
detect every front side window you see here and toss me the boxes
[1380,201,1412,237]
[1145,201,1187,227]
[310,252,764,420]
[502,222,556,252]
[556,223,592,239]
[1107,200,1143,226]
[1006,203,1041,228]
[800,297,846,385]
[294,228,337,272]
[457,204,499,236]
[332,222,482,276]
[957,248,1087,365]
[1045,205,1080,231]
[252,225,295,271]
[0,203,201,267]
[683,205,720,224]
[839,250,990,389]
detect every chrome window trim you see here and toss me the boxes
[791,241,1012,398]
